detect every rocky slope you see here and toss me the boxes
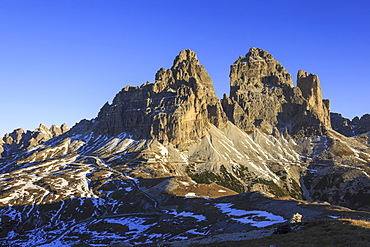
[0,48,369,246]
[0,123,68,158]
[331,112,370,137]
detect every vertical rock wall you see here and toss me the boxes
[297,70,331,127]
[96,49,227,150]
[222,47,331,137]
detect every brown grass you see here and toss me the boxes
[342,218,370,229]
[196,219,370,247]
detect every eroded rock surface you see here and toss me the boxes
[96,49,227,150]
[0,123,69,157]
[331,112,370,136]
[222,47,331,137]
[297,70,331,127]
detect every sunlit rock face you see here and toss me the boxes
[297,70,331,128]
[96,49,227,150]
[222,47,331,137]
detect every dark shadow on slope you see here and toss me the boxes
[303,160,370,212]
[1,187,370,246]
[197,218,370,247]
[0,176,168,245]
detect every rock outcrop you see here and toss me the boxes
[96,49,227,150]
[222,47,331,137]
[0,123,69,157]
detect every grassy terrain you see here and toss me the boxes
[197,218,370,247]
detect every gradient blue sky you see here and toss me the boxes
[1,0,370,136]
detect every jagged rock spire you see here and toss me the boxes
[0,123,69,158]
[297,70,330,128]
[173,49,199,67]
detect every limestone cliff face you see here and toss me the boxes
[222,47,331,137]
[96,49,227,150]
[0,123,69,157]
[229,47,294,96]
[297,70,331,127]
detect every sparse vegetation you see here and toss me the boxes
[232,165,252,180]
[344,191,370,210]
[254,178,287,197]
[289,179,303,200]
[197,219,370,247]
[274,170,287,180]
[187,165,245,193]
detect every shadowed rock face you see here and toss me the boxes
[96,49,227,150]
[331,112,370,137]
[222,47,331,137]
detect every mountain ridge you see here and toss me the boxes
[0,47,370,246]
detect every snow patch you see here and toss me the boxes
[215,203,286,227]
[104,217,155,232]
[158,144,169,156]
[168,210,206,222]
[329,215,340,219]
[185,192,196,197]
[180,181,190,186]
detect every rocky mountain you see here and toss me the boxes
[222,47,330,137]
[96,49,227,150]
[0,123,68,158]
[0,48,369,246]
[331,112,370,137]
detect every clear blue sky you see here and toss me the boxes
[1,0,370,136]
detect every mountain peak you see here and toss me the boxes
[231,47,293,89]
[37,123,49,132]
[173,49,199,66]
[223,47,330,136]
[297,69,331,128]
[96,49,226,149]
[2,48,370,246]
[245,47,275,61]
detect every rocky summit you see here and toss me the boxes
[0,48,370,246]
[222,47,330,137]
[96,49,227,150]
